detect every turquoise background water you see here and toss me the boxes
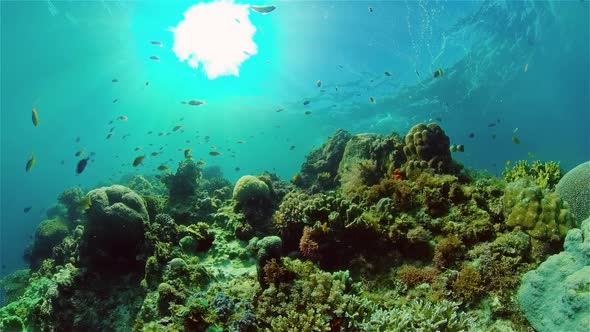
[1,0,588,276]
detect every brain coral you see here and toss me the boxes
[233,175,270,204]
[556,161,590,225]
[518,216,590,332]
[81,185,149,269]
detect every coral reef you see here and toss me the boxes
[2,122,579,332]
[518,216,590,332]
[556,160,590,224]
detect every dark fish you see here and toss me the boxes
[150,41,163,46]
[209,151,221,156]
[369,97,375,103]
[24,206,32,213]
[61,160,65,165]
[134,147,141,151]
[90,152,95,156]
[468,133,475,138]
[145,81,149,86]
[32,108,40,127]
[173,125,183,131]
[235,167,240,171]
[276,108,284,113]
[303,100,310,106]
[157,165,169,171]
[433,68,443,78]
[435,117,442,122]
[317,80,322,87]
[492,134,497,140]
[149,55,160,61]
[237,140,245,144]
[112,78,119,83]
[188,100,205,106]
[132,155,146,167]
[512,136,521,144]
[113,98,118,103]
[415,70,420,77]
[289,145,295,150]
[110,127,115,132]
[147,131,153,134]
[75,137,80,143]
[76,157,90,174]
[151,152,159,156]
[250,5,276,13]
[25,153,36,172]
[158,132,165,136]
[106,133,113,139]
[488,123,496,127]
[305,111,312,115]
[368,7,373,12]
[384,71,392,76]
[75,150,84,157]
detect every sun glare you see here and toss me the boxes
[171,1,258,79]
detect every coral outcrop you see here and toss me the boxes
[556,161,590,224]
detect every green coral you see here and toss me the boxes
[503,160,562,189]
[503,178,575,258]
[0,269,30,303]
[30,218,69,269]
[556,161,590,224]
[233,175,270,205]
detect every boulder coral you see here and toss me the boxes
[29,218,69,269]
[518,216,590,332]
[233,175,273,234]
[556,161,590,224]
[402,123,460,177]
[80,185,149,269]
[502,178,575,258]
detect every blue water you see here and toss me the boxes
[1,0,588,277]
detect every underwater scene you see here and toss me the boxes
[1,0,589,331]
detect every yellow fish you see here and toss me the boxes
[32,107,39,127]
[322,222,328,233]
[506,160,511,166]
[25,153,36,172]
[157,165,169,171]
[78,195,92,210]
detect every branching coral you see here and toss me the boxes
[503,160,562,189]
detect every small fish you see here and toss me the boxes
[112,78,119,83]
[110,127,115,132]
[512,136,521,144]
[78,195,92,210]
[25,153,35,172]
[149,55,160,61]
[506,160,511,166]
[188,100,205,106]
[433,68,443,78]
[113,98,118,103]
[322,222,328,233]
[528,151,535,158]
[209,151,221,156]
[276,108,284,113]
[32,107,40,127]
[23,206,32,213]
[468,133,475,138]
[369,97,375,103]
[106,133,113,139]
[524,63,529,72]
[132,155,146,167]
[61,160,65,165]
[289,145,295,150]
[513,127,519,133]
[368,7,373,12]
[118,115,128,121]
[210,145,216,149]
[151,152,159,156]
[450,144,458,152]
[76,157,90,174]
[75,137,80,143]
[75,149,84,157]
[134,147,141,151]
[304,111,312,115]
[145,81,149,86]
[197,159,206,166]
[415,70,420,77]
[90,152,95,156]
[173,125,183,131]
[158,132,165,136]
[157,165,169,171]
[303,100,310,106]
[237,140,245,144]
[250,5,276,14]
[150,40,163,46]
[488,123,496,127]
[235,167,240,171]
[184,148,192,159]
[384,71,392,76]
[147,131,153,134]
[457,144,465,152]
[491,134,496,140]
[235,18,241,24]
[435,117,443,122]
[317,80,322,87]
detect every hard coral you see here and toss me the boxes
[162,159,201,203]
[503,160,562,190]
[29,218,69,269]
[402,123,461,177]
[556,161,590,224]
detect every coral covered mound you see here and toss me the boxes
[518,216,590,332]
[0,123,583,332]
[556,161,590,224]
